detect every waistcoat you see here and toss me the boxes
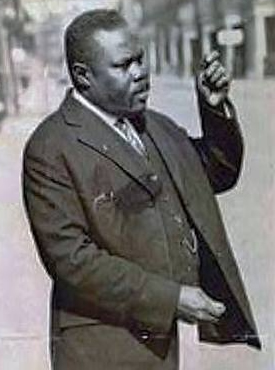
[141,130,200,285]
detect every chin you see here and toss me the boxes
[131,101,148,113]
[132,107,146,114]
[119,99,148,116]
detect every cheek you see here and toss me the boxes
[105,72,132,98]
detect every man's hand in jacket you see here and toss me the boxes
[177,285,226,324]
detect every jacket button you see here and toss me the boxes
[140,330,150,341]
[149,174,158,182]
[173,214,183,225]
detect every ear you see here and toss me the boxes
[72,62,92,89]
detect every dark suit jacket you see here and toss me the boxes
[22,88,261,365]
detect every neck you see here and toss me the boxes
[75,88,147,131]
[126,112,146,134]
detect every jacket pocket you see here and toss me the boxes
[114,174,162,213]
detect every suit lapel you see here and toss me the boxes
[146,113,203,222]
[60,91,154,197]
[146,112,226,246]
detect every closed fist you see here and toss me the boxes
[197,50,231,106]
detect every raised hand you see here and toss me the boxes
[197,50,231,107]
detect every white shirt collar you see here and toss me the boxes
[72,89,117,127]
[71,88,146,156]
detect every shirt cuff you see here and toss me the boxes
[201,97,236,121]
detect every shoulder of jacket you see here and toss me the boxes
[23,109,67,158]
[146,108,188,138]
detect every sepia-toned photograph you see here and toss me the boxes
[0,1,274,369]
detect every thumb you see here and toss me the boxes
[197,72,211,98]
[203,293,226,316]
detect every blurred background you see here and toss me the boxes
[0,0,275,369]
[0,0,275,117]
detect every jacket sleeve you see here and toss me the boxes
[191,86,244,194]
[22,136,180,335]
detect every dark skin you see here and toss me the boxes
[197,50,231,106]
[72,26,228,324]
[72,27,150,117]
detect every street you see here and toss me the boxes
[0,75,274,370]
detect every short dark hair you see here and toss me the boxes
[65,9,127,82]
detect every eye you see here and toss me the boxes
[122,60,132,70]
[137,53,144,65]
[136,52,144,65]
[114,59,132,71]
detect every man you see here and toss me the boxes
[23,9,261,370]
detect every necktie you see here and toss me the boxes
[115,118,146,156]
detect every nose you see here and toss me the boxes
[130,60,149,82]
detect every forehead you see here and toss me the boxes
[93,27,142,60]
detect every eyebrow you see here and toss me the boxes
[112,49,144,65]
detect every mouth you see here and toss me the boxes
[134,82,150,103]
[136,90,149,101]
[134,81,150,95]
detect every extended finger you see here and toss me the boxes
[204,50,220,66]
[179,307,218,324]
[179,312,197,325]
[196,310,220,323]
[202,294,226,317]
[210,301,226,317]
[205,60,220,78]
[216,75,230,88]
[210,66,226,84]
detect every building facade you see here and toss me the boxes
[119,0,275,78]
[0,0,35,115]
